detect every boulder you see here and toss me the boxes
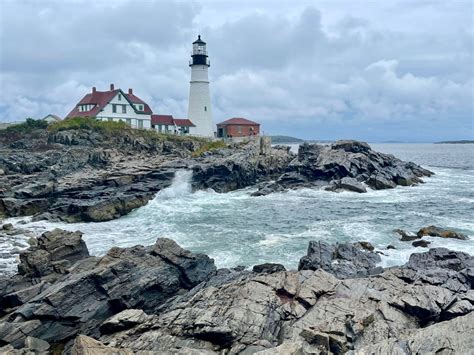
[394,228,420,241]
[412,240,431,248]
[298,241,382,279]
[18,228,89,277]
[2,223,13,231]
[0,237,217,347]
[100,309,148,335]
[25,336,50,352]
[417,225,468,240]
[331,140,371,153]
[252,263,286,274]
[339,177,367,193]
[70,335,134,355]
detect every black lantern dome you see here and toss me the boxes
[190,35,210,66]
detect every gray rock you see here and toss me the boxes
[2,223,13,231]
[395,228,420,241]
[0,237,216,347]
[298,241,382,279]
[412,239,431,248]
[18,228,89,277]
[100,309,148,335]
[252,263,286,274]
[25,336,50,352]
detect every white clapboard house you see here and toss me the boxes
[66,84,195,134]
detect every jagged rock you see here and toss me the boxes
[252,263,286,274]
[395,228,420,241]
[18,228,88,277]
[2,223,13,231]
[100,309,148,335]
[417,225,468,240]
[0,237,216,348]
[254,141,432,195]
[386,245,396,249]
[298,241,382,278]
[412,239,431,248]
[70,335,134,355]
[1,236,472,354]
[25,336,50,352]
[350,312,474,354]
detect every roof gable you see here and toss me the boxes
[66,88,153,118]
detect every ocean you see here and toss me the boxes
[2,143,473,274]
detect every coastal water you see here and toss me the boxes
[2,143,473,274]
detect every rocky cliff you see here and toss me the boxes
[1,126,432,223]
[0,229,472,354]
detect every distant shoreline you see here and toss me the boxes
[434,140,474,144]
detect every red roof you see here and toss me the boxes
[173,118,195,127]
[66,88,152,118]
[125,93,152,114]
[151,114,174,125]
[217,117,260,126]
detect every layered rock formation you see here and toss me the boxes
[1,127,432,223]
[0,129,292,222]
[0,231,472,354]
[253,140,433,196]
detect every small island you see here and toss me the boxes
[435,140,474,144]
[269,135,305,143]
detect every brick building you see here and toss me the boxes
[216,117,260,138]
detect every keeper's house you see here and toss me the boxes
[216,117,260,138]
[66,84,153,129]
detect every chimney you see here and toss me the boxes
[110,83,115,91]
[128,88,133,95]
[92,86,96,93]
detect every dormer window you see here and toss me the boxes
[139,105,143,111]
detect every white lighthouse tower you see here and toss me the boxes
[187,35,214,137]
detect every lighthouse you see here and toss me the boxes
[187,35,214,137]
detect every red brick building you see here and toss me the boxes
[216,117,260,138]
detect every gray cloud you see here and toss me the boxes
[0,0,472,141]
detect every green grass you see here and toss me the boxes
[47,116,129,134]
[191,140,227,157]
[0,118,49,142]
[0,118,48,134]
[48,117,220,148]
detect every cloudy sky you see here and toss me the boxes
[0,0,472,141]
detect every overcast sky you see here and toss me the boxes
[0,0,472,141]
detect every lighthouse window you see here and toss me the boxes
[204,106,207,111]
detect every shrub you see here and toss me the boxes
[191,140,226,157]
[47,117,130,134]
[1,118,48,134]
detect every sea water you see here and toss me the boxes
[2,143,473,273]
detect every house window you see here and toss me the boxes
[118,94,122,101]
[204,106,207,111]
[139,105,143,111]
[126,118,132,126]
[138,120,143,129]
[122,105,127,114]
[108,118,113,122]
[238,126,242,134]
[112,104,117,113]
[158,124,162,132]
